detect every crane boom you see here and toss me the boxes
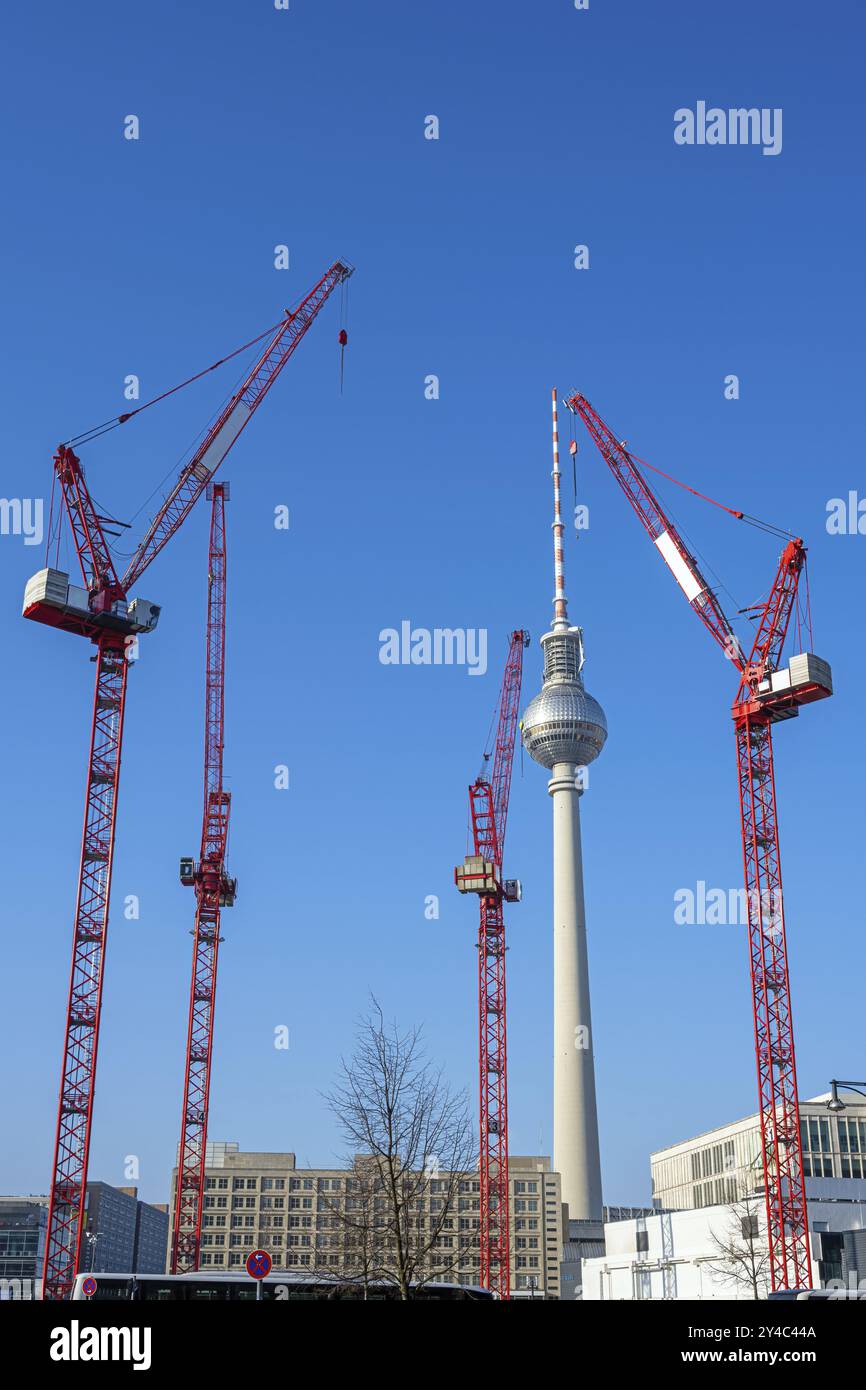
[456,629,529,1299]
[122,260,353,591]
[567,391,832,1291]
[171,482,234,1274]
[567,392,743,667]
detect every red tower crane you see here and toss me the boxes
[170,481,235,1274]
[455,629,529,1299]
[566,391,832,1291]
[24,260,353,1299]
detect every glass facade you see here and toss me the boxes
[0,1200,47,1293]
[652,1102,866,1211]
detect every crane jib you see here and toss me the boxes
[654,530,705,603]
[199,401,251,474]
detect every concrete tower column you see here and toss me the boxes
[549,762,602,1220]
[521,389,607,1228]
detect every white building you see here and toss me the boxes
[583,1093,866,1299]
[651,1094,866,1211]
[582,1195,866,1300]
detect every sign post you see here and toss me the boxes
[246,1249,272,1302]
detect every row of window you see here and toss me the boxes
[203,1175,543,1196]
[201,1193,539,1217]
[692,1178,738,1209]
[196,1250,548,1282]
[689,1140,736,1182]
[204,1176,346,1193]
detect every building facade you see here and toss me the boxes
[579,1093,866,1299]
[651,1094,866,1211]
[0,1182,167,1294]
[83,1183,138,1273]
[118,1188,170,1274]
[169,1144,563,1297]
[0,1197,48,1297]
[582,1196,866,1300]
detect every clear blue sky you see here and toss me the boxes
[1,0,863,1207]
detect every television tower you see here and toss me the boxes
[521,389,607,1221]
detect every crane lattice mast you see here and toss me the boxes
[566,391,832,1291]
[25,260,352,1299]
[456,629,529,1299]
[171,481,235,1273]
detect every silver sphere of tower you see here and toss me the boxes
[521,625,608,771]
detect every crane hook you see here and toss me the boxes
[338,329,348,393]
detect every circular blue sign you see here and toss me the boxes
[246,1249,272,1280]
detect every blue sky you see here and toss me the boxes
[1,0,863,1207]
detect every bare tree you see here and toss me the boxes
[323,998,476,1300]
[315,1159,386,1298]
[705,1190,771,1299]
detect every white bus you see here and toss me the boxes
[70,1271,497,1302]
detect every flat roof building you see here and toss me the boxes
[582,1196,866,1300]
[0,1197,48,1299]
[0,1184,168,1293]
[651,1094,866,1212]
[169,1144,563,1297]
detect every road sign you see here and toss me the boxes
[246,1249,272,1280]
[82,1276,97,1298]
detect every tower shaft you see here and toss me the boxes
[550,764,602,1220]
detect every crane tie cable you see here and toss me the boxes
[627,450,794,541]
[62,314,293,449]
